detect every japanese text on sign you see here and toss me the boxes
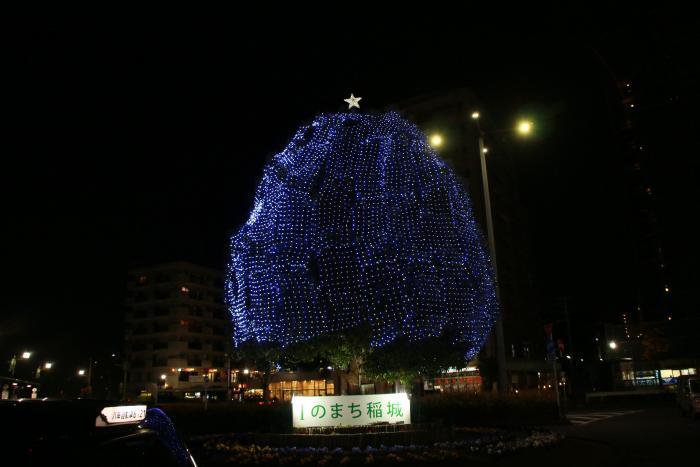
[291,393,410,428]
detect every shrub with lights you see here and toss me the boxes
[227,111,497,361]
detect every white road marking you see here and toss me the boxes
[567,410,642,425]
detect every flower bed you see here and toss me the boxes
[196,428,561,466]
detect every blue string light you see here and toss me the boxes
[226,111,498,359]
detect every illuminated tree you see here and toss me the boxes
[227,111,498,359]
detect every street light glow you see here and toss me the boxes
[161,374,167,380]
[429,133,443,148]
[78,369,86,376]
[516,120,533,135]
[243,369,250,375]
[22,352,31,359]
[471,111,480,119]
[44,362,53,369]
[609,341,617,350]
[482,147,489,154]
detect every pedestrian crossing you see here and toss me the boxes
[567,410,642,425]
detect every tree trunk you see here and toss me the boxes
[262,371,271,401]
[336,370,347,395]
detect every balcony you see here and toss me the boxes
[167,358,188,368]
[168,341,188,352]
[130,343,148,352]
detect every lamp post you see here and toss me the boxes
[470,113,509,394]
[428,113,534,394]
[35,361,53,380]
[472,112,534,394]
[9,351,32,377]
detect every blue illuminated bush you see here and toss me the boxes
[227,111,497,358]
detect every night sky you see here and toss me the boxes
[3,8,697,370]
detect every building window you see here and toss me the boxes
[268,379,335,401]
[134,292,148,303]
[138,275,148,285]
[180,286,190,297]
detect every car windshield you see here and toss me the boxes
[690,379,700,393]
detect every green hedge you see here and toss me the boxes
[411,391,560,427]
[158,402,293,435]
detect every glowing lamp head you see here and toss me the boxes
[78,369,86,376]
[429,133,443,148]
[22,352,31,359]
[608,341,617,350]
[471,111,480,119]
[44,362,53,369]
[516,120,533,136]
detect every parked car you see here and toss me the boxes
[0,398,197,466]
[676,375,700,419]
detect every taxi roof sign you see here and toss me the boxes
[95,405,147,427]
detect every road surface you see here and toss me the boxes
[492,404,699,466]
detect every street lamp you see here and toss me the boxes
[9,351,32,377]
[471,110,508,394]
[78,369,86,376]
[471,111,534,394]
[516,120,533,136]
[608,341,617,350]
[35,361,54,379]
[429,133,444,148]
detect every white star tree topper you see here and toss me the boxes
[344,93,362,109]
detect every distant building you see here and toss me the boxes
[124,262,231,400]
[614,79,672,323]
[603,316,699,390]
[396,89,546,390]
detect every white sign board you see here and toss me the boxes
[96,405,147,427]
[292,393,410,428]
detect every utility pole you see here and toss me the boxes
[551,354,562,418]
[122,359,129,401]
[562,297,574,355]
[87,356,93,395]
[560,296,574,402]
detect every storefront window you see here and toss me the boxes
[268,379,334,400]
